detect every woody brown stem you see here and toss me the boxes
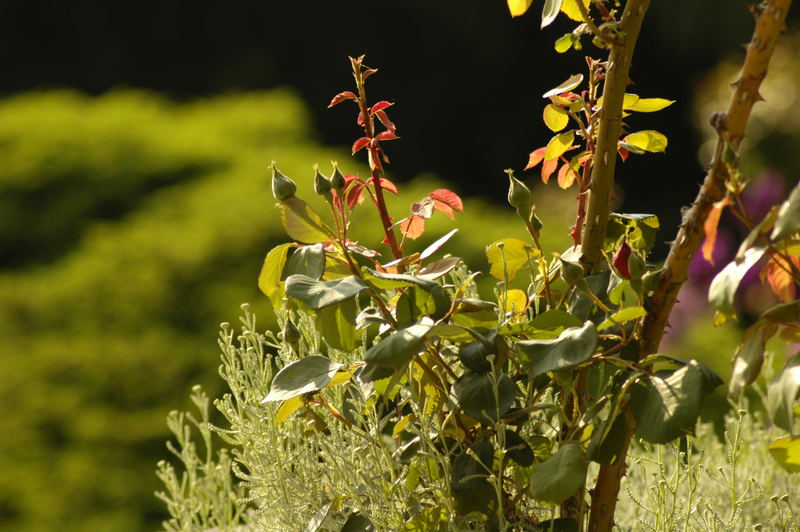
[591,2,792,531]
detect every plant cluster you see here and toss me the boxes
[159,1,797,531]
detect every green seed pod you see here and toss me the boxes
[282,317,301,345]
[330,162,346,192]
[271,164,297,201]
[559,256,584,286]
[506,169,532,213]
[313,166,333,196]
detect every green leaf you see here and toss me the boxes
[529,441,588,503]
[605,213,660,254]
[543,74,584,98]
[453,372,515,425]
[274,396,305,423]
[625,97,675,113]
[284,243,325,279]
[517,321,598,378]
[364,269,451,319]
[258,243,293,309]
[541,0,564,28]
[317,298,357,351]
[420,228,458,260]
[263,355,343,402]
[544,131,575,161]
[341,512,376,532]
[418,256,462,280]
[598,306,646,331]
[631,360,722,444]
[403,505,449,531]
[504,429,534,467]
[554,33,575,53]
[768,436,800,473]
[531,309,583,330]
[622,130,668,153]
[278,196,336,243]
[543,104,569,132]
[363,318,434,370]
[771,180,800,241]
[708,246,766,322]
[766,354,800,433]
[486,237,535,281]
[729,321,776,400]
[587,413,630,465]
[396,285,439,326]
[285,274,367,310]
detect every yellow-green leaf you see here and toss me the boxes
[768,436,800,473]
[501,289,529,314]
[486,238,536,281]
[560,0,589,21]
[544,131,575,161]
[507,0,534,16]
[622,130,668,153]
[626,97,675,113]
[543,104,569,132]
[543,74,584,99]
[598,93,639,110]
[275,396,304,423]
[393,413,416,436]
[278,196,336,243]
[554,33,574,53]
[258,243,294,309]
[598,306,647,331]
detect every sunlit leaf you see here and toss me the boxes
[418,256,462,280]
[363,318,434,370]
[554,33,575,53]
[728,320,776,400]
[517,321,598,378]
[541,0,564,28]
[763,254,800,303]
[768,436,800,473]
[625,97,675,113]
[285,274,368,310]
[622,130,668,153]
[544,131,575,161]
[263,355,343,402]
[258,243,293,309]
[542,158,559,184]
[543,74,584,99]
[284,243,326,279]
[708,246,766,323]
[543,103,570,132]
[557,162,579,189]
[560,0,589,21]
[771,180,800,241]
[486,237,536,281]
[400,215,426,240]
[502,289,529,315]
[507,0,534,16]
[317,299,357,351]
[766,354,800,433]
[701,198,730,265]
[597,306,646,331]
[529,441,588,503]
[279,196,336,243]
[429,188,464,214]
[274,396,305,423]
[631,360,722,444]
[420,229,458,260]
[525,147,547,170]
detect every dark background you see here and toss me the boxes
[1,0,786,256]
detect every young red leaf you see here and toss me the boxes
[345,179,367,209]
[357,111,366,127]
[370,101,394,114]
[613,240,632,279]
[400,215,426,240]
[429,189,464,213]
[328,91,357,108]
[762,254,800,303]
[541,158,558,184]
[372,177,398,195]
[362,68,378,80]
[352,136,371,155]
[375,129,400,141]
[701,197,730,265]
[374,110,396,132]
[618,146,630,162]
[557,163,578,189]
[432,200,454,219]
[525,147,547,170]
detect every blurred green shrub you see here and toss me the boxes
[0,89,561,531]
